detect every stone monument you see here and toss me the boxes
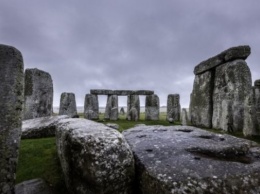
[145,94,159,120]
[167,94,181,122]
[84,94,99,120]
[59,92,77,117]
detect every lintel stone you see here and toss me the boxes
[194,45,251,75]
[90,89,154,96]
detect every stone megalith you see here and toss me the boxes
[0,44,24,194]
[189,71,213,128]
[23,68,53,120]
[104,95,118,120]
[181,108,190,125]
[145,94,160,120]
[167,94,181,122]
[254,79,260,124]
[212,60,252,131]
[127,95,140,121]
[56,118,135,194]
[59,92,77,117]
[84,94,99,120]
[120,107,125,115]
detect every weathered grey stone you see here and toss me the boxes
[181,108,190,125]
[254,80,260,124]
[15,178,53,194]
[22,115,69,139]
[194,45,251,75]
[56,118,135,194]
[0,44,24,194]
[127,95,140,121]
[113,90,134,95]
[90,89,113,95]
[190,71,213,128]
[106,123,119,130]
[145,94,159,120]
[255,79,260,87]
[243,88,260,136]
[132,90,154,95]
[120,107,125,115]
[104,95,118,120]
[84,94,99,120]
[123,125,260,194]
[59,92,77,117]
[23,68,53,120]
[167,94,181,122]
[212,60,252,131]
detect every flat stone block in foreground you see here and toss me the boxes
[56,118,135,194]
[123,125,260,194]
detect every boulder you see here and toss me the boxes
[212,60,252,131]
[190,71,213,128]
[22,115,69,139]
[123,125,260,194]
[0,44,24,194]
[167,94,181,122]
[84,94,99,120]
[59,92,77,117]
[56,118,135,194]
[127,95,140,121]
[194,45,251,75]
[145,94,160,120]
[23,68,53,120]
[15,178,53,194]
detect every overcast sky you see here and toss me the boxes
[1,0,260,108]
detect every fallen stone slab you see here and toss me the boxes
[15,178,53,194]
[123,125,260,194]
[22,115,69,139]
[56,118,135,194]
[194,45,251,75]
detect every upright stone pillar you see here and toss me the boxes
[104,95,118,120]
[59,92,77,117]
[254,80,260,124]
[167,94,181,122]
[181,108,190,125]
[84,94,99,120]
[145,94,159,120]
[127,95,140,121]
[0,44,24,194]
[189,71,213,128]
[212,60,252,131]
[23,68,53,120]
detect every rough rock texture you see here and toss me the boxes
[59,92,77,117]
[90,89,114,95]
[167,94,181,122]
[181,108,190,125]
[23,68,53,120]
[120,107,125,115]
[22,115,69,139]
[106,123,120,130]
[212,60,252,131]
[15,178,53,194]
[254,80,260,124]
[243,88,260,136]
[194,45,251,75]
[127,95,140,121]
[56,118,135,194]
[190,71,213,128]
[84,94,99,120]
[123,125,260,194]
[145,94,160,120]
[104,95,118,120]
[0,44,24,194]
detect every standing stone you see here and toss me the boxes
[59,93,77,117]
[243,88,260,136]
[212,60,252,131]
[189,71,213,128]
[181,108,190,125]
[0,44,24,194]
[120,107,125,115]
[167,94,181,122]
[84,94,99,120]
[145,94,159,120]
[23,68,53,120]
[254,80,260,124]
[127,95,140,121]
[104,95,118,120]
